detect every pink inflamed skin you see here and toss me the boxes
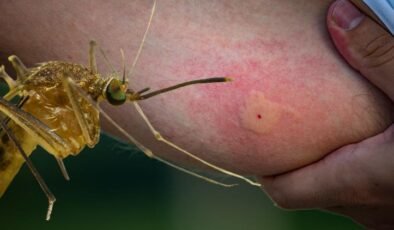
[0,0,393,179]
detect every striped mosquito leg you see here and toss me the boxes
[0,120,56,221]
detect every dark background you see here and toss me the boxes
[0,133,361,230]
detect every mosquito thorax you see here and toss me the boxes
[104,78,127,105]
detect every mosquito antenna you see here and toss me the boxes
[127,0,157,79]
[0,120,56,221]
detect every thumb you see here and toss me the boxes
[259,125,394,210]
[327,0,394,100]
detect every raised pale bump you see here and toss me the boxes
[241,90,299,135]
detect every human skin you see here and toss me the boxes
[261,0,394,228]
[0,0,393,179]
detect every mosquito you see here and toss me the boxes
[0,0,260,221]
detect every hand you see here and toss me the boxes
[260,0,394,228]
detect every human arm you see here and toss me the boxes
[0,0,392,178]
[260,0,394,228]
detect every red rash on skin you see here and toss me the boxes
[162,35,393,175]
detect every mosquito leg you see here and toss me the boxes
[98,104,236,187]
[62,77,96,146]
[0,96,29,133]
[89,40,98,74]
[132,102,261,187]
[8,55,28,81]
[102,108,236,187]
[0,65,17,89]
[2,85,22,101]
[0,120,56,221]
[0,95,76,220]
[0,97,70,154]
[56,158,70,181]
[0,96,76,219]
[127,0,157,79]
[1,62,24,102]
[65,78,236,187]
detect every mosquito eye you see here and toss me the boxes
[106,80,126,105]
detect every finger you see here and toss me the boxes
[326,206,394,229]
[327,0,394,101]
[259,144,361,209]
[259,125,394,210]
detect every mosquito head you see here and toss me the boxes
[104,78,128,105]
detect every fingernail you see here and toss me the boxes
[331,0,365,30]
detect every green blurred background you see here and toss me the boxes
[0,133,362,230]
